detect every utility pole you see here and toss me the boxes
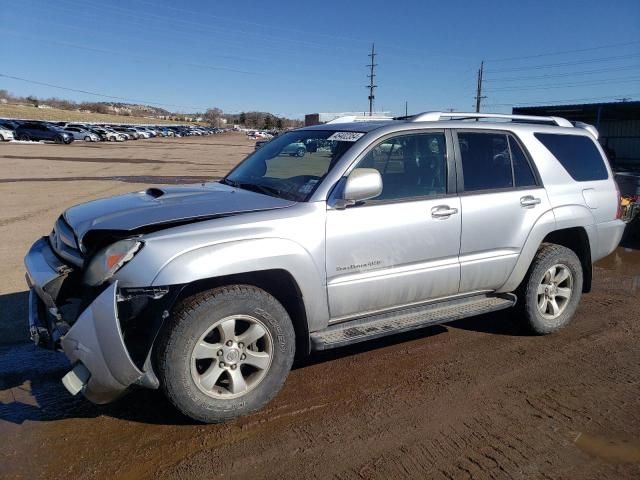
[475,60,486,113]
[367,43,377,116]
[405,100,408,117]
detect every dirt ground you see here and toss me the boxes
[1,134,639,479]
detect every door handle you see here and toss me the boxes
[431,205,458,218]
[520,196,541,207]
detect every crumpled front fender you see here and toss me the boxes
[61,281,144,404]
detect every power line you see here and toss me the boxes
[0,29,258,75]
[0,73,205,111]
[483,92,639,107]
[367,43,377,116]
[486,40,640,62]
[484,64,640,83]
[484,75,640,92]
[485,53,640,73]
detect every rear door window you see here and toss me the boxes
[534,133,608,181]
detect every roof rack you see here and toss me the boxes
[406,111,574,128]
[326,115,394,124]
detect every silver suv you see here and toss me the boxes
[24,112,625,423]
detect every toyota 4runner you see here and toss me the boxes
[24,112,625,423]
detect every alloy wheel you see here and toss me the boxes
[537,264,573,319]
[190,314,273,399]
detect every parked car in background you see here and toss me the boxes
[63,127,100,142]
[15,122,73,144]
[91,127,126,142]
[158,127,175,137]
[0,125,15,141]
[132,127,151,139]
[280,139,307,156]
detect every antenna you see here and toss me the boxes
[367,43,377,116]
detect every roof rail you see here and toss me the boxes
[407,111,573,128]
[326,115,394,124]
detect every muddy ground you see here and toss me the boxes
[1,134,639,479]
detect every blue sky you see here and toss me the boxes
[1,0,639,117]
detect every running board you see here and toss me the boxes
[310,294,516,351]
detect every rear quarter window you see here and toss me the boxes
[534,133,608,181]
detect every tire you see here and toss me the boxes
[296,147,305,157]
[64,137,73,144]
[54,136,63,144]
[23,134,31,142]
[156,285,296,423]
[517,243,583,335]
[0,134,4,142]
[84,136,91,141]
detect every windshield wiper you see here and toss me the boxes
[221,179,284,198]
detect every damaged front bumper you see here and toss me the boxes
[24,237,162,404]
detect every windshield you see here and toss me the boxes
[223,130,361,202]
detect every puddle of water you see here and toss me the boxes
[574,431,640,463]
[595,247,640,294]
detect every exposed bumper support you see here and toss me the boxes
[25,237,145,404]
[60,281,144,404]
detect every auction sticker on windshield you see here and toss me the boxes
[327,132,365,142]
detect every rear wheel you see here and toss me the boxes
[156,285,295,423]
[0,134,4,142]
[518,243,583,334]
[84,136,91,141]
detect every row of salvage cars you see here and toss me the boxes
[0,118,224,144]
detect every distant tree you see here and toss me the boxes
[204,107,223,126]
[276,117,283,129]
[239,112,246,125]
[263,115,273,130]
[26,96,39,107]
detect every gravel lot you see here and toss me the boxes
[1,134,639,479]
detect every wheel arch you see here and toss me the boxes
[498,207,596,293]
[540,227,592,292]
[174,269,311,357]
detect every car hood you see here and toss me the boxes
[63,182,297,243]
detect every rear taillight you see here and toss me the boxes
[615,182,622,220]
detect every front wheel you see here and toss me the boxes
[156,285,295,423]
[518,243,583,335]
[296,147,305,157]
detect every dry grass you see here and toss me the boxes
[0,103,196,124]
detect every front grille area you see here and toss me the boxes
[50,215,83,267]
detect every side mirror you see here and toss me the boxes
[340,168,382,207]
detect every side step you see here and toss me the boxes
[310,294,516,351]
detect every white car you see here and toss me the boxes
[63,127,100,142]
[0,126,14,141]
[133,128,151,139]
